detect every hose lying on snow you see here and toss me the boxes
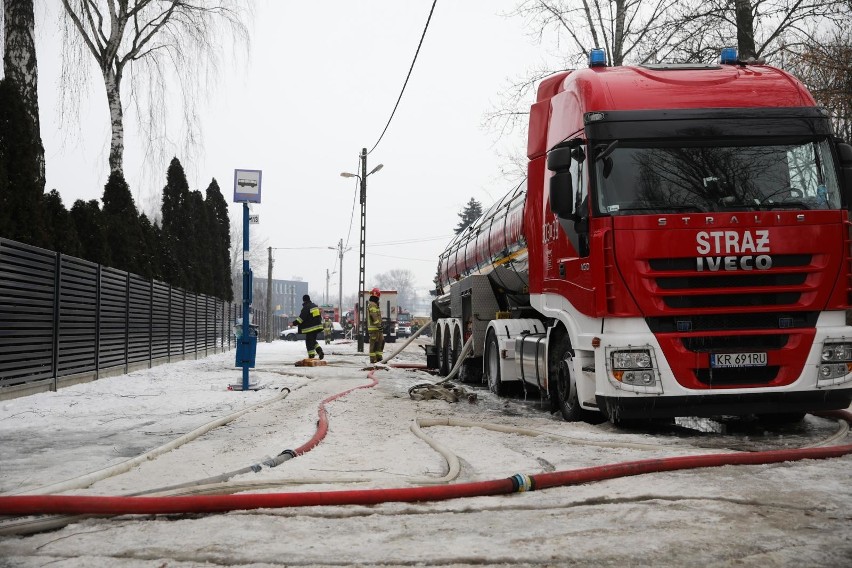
[117,375,380,495]
[2,410,849,517]
[6,388,292,497]
[0,376,380,536]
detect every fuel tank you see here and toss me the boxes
[436,181,529,295]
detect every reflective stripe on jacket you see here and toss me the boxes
[367,300,382,332]
[295,301,323,333]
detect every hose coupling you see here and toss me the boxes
[510,473,534,493]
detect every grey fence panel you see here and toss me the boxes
[127,275,152,364]
[57,255,98,377]
[151,282,170,360]
[211,299,220,350]
[1,237,235,391]
[98,267,128,370]
[0,240,56,386]
[184,294,197,353]
[169,288,185,358]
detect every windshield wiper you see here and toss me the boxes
[613,204,705,213]
[760,200,810,210]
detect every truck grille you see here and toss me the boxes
[681,334,788,351]
[647,254,814,310]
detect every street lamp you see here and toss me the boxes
[340,148,383,353]
[325,268,337,304]
[329,239,352,333]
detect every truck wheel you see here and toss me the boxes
[449,327,462,374]
[439,329,451,376]
[485,329,504,395]
[550,336,583,422]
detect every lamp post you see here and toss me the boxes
[325,268,337,304]
[341,148,383,353]
[329,238,351,328]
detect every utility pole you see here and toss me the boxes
[325,268,333,304]
[340,149,382,353]
[329,238,351,325]
[266,246,273,342]
[358,148,367,353]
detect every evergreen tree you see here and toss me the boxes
[41,189,82,256]
[136,213,161,281]
[101,170,142,274]
[70,199,110,265]
[0,79,45,245]
[205,178,232,301]
[454,197,483,234]
[187,189,213,295]
[160,157,190,289]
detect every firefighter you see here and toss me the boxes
[323,317,333,345]
[367,287,384,364]
[293,294,324,359]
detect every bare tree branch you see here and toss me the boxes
[60,0,251,191]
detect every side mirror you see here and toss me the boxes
[547,145,577,220]
[549,172,575,219]
[547,146,573,171]
[837,143,852,209]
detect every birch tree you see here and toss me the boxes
[59,0,249,177]
[2,0,44,192]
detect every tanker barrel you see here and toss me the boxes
[436,181,529,293]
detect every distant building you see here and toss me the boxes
[235,272,308,320]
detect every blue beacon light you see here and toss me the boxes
[588,48,607,67]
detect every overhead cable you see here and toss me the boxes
[368,0,438,155]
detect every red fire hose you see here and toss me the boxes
[1,409,849,517]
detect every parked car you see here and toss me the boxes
[397,324,412,338]
[280,322,344,341]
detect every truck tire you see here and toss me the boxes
[439,329,450,376]
[449,327,462,374]
[550,335,584,422]
[485,328,505,395]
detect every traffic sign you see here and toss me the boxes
[234,169,262,203]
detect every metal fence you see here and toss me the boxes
[0,237,283,396]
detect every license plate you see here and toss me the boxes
[710,352,767,368]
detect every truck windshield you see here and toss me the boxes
[594,138,841,215]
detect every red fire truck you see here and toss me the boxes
[430,48,852,424]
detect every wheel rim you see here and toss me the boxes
[487,339,500,390]
[557,358,576,412]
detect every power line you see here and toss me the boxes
[368,235,451,247]
[344,155,360,251]
[368,0,438,155]
[369,252,435,262]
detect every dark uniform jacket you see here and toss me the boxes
[294,300,323,333]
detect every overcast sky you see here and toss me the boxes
[33,0,547,304]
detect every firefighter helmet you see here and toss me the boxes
[371,287,381,297]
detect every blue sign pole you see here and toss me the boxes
[241,202,251,390]
[232,168,261,391]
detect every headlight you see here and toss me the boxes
[821,343,852,362]
[609,349,659,388]
[611,350,652,369]
[818,341,852,383]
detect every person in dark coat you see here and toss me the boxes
[293,294,324,359]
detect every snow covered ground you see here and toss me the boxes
[1,338,851,567]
